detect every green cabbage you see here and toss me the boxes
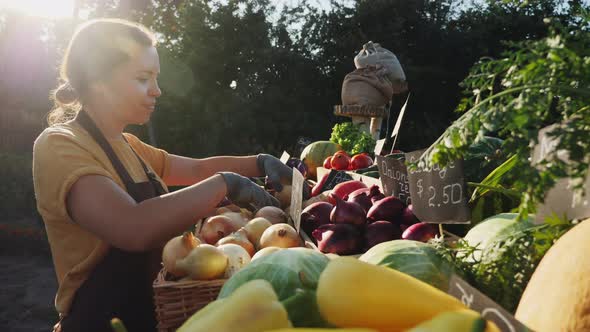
[459,213,571,312]
[218,247,330,327]
[463,213,534,261]
[359,240,458,291]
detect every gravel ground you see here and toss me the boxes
[0,216,59,332]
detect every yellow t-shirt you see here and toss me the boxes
[32,120,170,315]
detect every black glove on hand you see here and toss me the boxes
[218,172,280,209]
[256,154,293,192]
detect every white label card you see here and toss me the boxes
[289,167,305,233]
[280,151,291,164]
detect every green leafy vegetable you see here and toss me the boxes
[433,214,573,313]
[330,122,376,155]
[413,15,590,218]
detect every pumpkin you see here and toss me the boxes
[515,218,590,332]
[300,141,341,179]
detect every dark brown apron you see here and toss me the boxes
[58,110,167,332]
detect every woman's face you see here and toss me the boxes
[99,44,161,126]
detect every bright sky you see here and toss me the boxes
[0,0,345,19]
[0,0,75,18]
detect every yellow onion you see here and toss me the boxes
[259,224,301,249]
[175,244,228,280]
[243,217,273,249]
[251,246,283,261]
[217,243,251,278]
[216,229,255,257]
[254,206,289,224]
[200,214,242,245]
[221,212,249,228]
[162,232,201,277]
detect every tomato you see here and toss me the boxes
[323,156,333,169]
[350,154,374,170]
[331,153,350,170]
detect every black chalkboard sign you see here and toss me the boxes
[405,150,470,224]
[318,169,354,193]
[295,136,313,156]
[375,155,411,205]
[289,167,305,233]
[448,274,531,332]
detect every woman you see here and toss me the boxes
[32,18,291,332]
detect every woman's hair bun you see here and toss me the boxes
[54,82,78,105]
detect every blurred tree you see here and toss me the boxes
[1,0,588,156]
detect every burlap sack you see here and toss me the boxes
[354,41,406,83]
[341,66,393,106]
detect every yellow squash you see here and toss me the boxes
[264,327,379,332]
[266,329,378,332]
[406,309,500,332]
[177,279,292,332]
[317,257,466,331]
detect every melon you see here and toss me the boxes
[300,141,341,179]
[515,218,590,332]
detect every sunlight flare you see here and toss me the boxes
[0,0,75,19]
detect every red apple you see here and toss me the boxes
[350,154,373,170]
[331,153,350,170]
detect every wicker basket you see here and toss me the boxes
[153,268,227,332]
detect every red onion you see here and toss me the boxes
[365,220,402,249]
[400,204,420,226]
[312,223,363,255]
[369,185,386,203]
[329,180,367,204]
[330,193,367,226]
[402,222,438,242]
[300,202,333,236]
[366,196,404,223]
[346,188,373,213]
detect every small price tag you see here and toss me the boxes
[374,138,386,156]
[406,149,470,224]
[390,93,410,150]
[448,274,531,332]
[318,169,354,193]
[280,151,291,164]
[532,124,590,222]
[290,167,305,233]
[375,155,411,205]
